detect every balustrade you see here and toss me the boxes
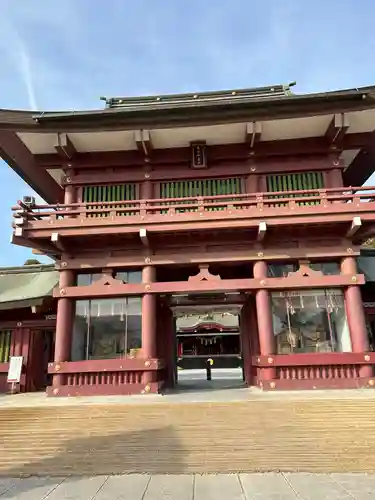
[11,186,375,228]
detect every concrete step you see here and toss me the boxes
[1,398,375,475]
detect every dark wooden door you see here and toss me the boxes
[26,330,55,392]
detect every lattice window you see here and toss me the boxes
[266,172,324,206]
[159,178,244,212]
[0,330,11,363]
[82,184,139,217]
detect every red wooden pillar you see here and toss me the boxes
[142,266,157,384]
[141,173,153,200]
[245,174,258,194]
[341,257,372,377]
[330,168,344,188]
[253,261,276,381]
[52,270,75,391]
[64,182,76,205]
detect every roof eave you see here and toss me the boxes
[32,87,375,124]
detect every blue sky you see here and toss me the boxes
[0,0,375,266]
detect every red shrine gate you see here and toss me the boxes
[2,83,375,396]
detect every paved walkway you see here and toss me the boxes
[0,473,375,499]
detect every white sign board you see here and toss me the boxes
[7,356,23,383]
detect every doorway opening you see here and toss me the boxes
[171,296,246,392]
[27,329,55,392]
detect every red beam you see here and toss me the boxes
[254,352,375,367]
[48,357,164,374]
[58,245,360,270]
[0,319,56,329]
[0,130,63,203]
[22,210,375,239]
[53,274,365,299]
[67,155,333,185]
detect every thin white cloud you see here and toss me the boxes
[0,9,38,110]
[16,36,37,110]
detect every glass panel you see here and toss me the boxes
[272,289,351,354]
[269,262,340,278]
[268,264,297,277]
[77,271,142,286]
[310,262,340,275]
[77,273,101,286]
[115,270,142,284]
[72,297,142,360]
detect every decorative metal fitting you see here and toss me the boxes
[250,167,256,172]
[145,257,151,264]
[267,357,274,364]
[61,261,67,267]
[269,382,276,389]
[53,388,59,395]
[347,248,353,254]
[144,384,151,393]
[333,159,340,166]
[145,360,151,367]
[66,176,72,183]
[55,364,61,372]
[260,280,266,286]
[257,252,264,258]
[368,379,375,387]
[17,322,22,327]
[257,357,261,363]
[364,354,371,362]
[144,172,151,179]
[351,276,357,282]
[60,288,66,296]
[145,284,151,292]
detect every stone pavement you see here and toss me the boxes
[0,473,375,499]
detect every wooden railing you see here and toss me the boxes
[47,358,165,396]
[253,352,375,390]
[12,186,375,226]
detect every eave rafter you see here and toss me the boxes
[246,122,262,151]
[55,133,77,160]
[346,216,362,238]
[134,129,153,158]
[325,113,350,148]
[34,132,374,170]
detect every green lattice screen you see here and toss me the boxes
[0,330,11,363]
[82,184,139,216]
[266,172,324,206]
[159,178,244,212]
